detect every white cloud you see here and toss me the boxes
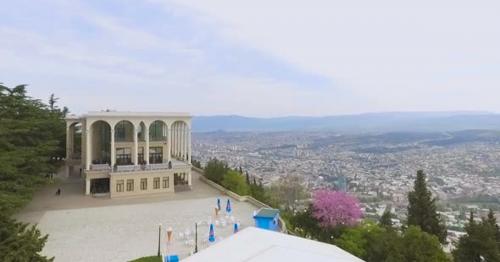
[166,0,500,113]
[1,0,499,116]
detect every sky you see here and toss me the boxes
[1,0,499,117]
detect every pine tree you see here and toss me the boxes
[453,211,500,261]
[486,209,500,252]
[0,214,53,261]
[0,84,66,261]
[204,158,229,183]
[379,209,393,228]
[407,170,447,243]
[245,171,250,185]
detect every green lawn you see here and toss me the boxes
[129,256,162,262]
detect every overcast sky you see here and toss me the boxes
[1,0,499,117]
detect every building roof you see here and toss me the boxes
[83,111,191,118]
[183,227,364,262]
[253,208,279,219]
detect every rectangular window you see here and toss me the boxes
[126,179,134,191]
[149,147,163,164]
[116,147,132,165]
[153,177,160,189]
[140,178,147,190]
[116,180,124,192]
[162,177,169,188]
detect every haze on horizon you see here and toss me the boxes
[1,0,499,117]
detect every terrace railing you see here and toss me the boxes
[111,161,190,173]
[90,164,111,171]
[115,165,139,172]
[149,163,170,170]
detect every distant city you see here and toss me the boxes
[193,129,500,237]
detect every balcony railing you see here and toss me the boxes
[90,164,112,171]
[149,163,170,170]
[89,161,189,173]
[115,165,139,172]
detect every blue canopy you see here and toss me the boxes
[164,255,179,262]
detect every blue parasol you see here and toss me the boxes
[226,199,232,214]
[233,222,239,233]
[208,223,215,243]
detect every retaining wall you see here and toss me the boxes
[192,166,288,233]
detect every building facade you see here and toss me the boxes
[65,111,192,198]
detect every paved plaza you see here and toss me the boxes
[16,170,259,262]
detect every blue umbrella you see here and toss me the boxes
[217,198,221,210]
[226,199,232,214]
[233,222,239,233]
[208,223,215,243]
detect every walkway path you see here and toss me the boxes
[16,170,258,261]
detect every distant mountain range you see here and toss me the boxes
[192,112,500,133]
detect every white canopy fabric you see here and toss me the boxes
[183,227,364,262]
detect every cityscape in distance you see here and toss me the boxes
[192,114,500,243]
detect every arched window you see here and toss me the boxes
[149,121,166,141]
[115,121,134,142]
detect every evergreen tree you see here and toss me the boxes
[379,209,393,228]
[204,158,229,184]
[0,214,53,262]
[245,171,250,185]
[221,171,249,195]
[486,209,500,248]
[0,84,65,261]
[407,170,447,243]
[453,211,500,261]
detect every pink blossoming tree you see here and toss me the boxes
[312,189,362,228]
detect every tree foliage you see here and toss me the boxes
[249,182,268,204]
[268,174,307,210]
[453,210,500,261]
[191,159,202,169]
[312,189,362,228]
[379,209,394,229]
[400,226,449,262]
[204,158,228,184]
[0,214,53,262]
[221,170,249,195]
[286,205,344,243]
[407,170,447,243]
[0,84,66,261]
[336,223,449,262]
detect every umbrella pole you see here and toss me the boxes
[157,224,161,257]
[194,223,198,253]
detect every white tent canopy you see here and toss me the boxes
[183,227,364,262]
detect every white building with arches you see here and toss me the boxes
[65,111,192,198]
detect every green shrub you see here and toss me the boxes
[221,171,249,195]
